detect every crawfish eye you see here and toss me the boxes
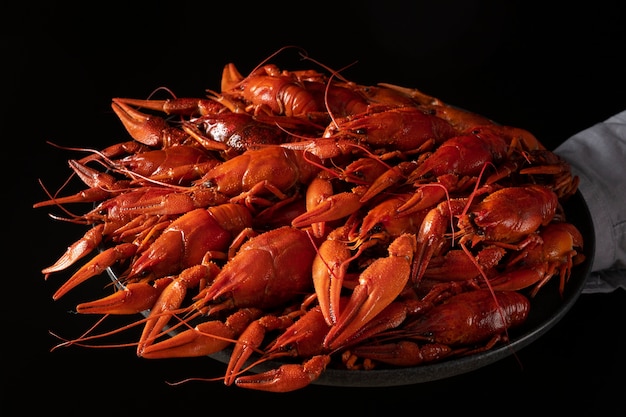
[353,128,367,135]
[371,224,384,234]
[200,180,215,188]
[349,170,365,181]
[277,345,297,355]
[465,212,482,231]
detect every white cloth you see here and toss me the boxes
[554,110,626,293]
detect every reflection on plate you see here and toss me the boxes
[109,190,594,388]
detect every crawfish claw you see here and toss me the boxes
[52,243,137,300]
[42,224,105,276]
[76,280,169,315]
[324,234,416,350]
[141,321,235,359]
[234,355,330,392]
[291,191,363,229]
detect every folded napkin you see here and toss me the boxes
[555,110,626,293]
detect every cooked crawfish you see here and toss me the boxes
[36,49,584,393]
[47,202,253,300]
[484,221,585,296]
[137,225,318,356]
[282,105,457,160]
[350,289,530,367]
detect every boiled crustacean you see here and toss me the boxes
[35,47,585,393]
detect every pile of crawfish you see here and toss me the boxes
[36,51,585,392]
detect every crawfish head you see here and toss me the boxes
[457,185,558,246]
[197,226,318,314]
[129,206,250,279]
[194,147,319,199]
[194,112,291,153]
[409,127,509,180]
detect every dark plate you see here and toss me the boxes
[109,189,594,388]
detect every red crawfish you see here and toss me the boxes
[55,145,323,222]
[411,184,559,284]
[213,50,376,122]
[484,221,585,297]
[351,289,530,366]
[193,146,322,210]
[33,144,221,215]
[136,226,318,355]
[405,289,530,348]
[112,96,317,157]
[46,203,253,300]
[214,62,327,122]
[282,106,457,160]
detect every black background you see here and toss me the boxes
[6,1,626,415]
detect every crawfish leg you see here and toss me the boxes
[141,308,263,359]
